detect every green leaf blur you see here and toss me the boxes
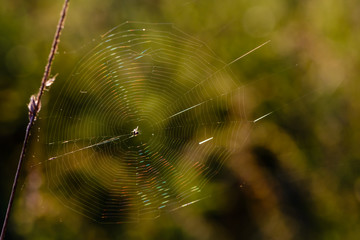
[1,0,359,239]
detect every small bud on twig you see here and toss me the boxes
[45,73,58,89]
[27,95,41,120]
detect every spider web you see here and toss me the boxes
[41,22,263,223]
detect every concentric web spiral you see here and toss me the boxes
[44,22,254,223]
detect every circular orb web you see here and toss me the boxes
[45,22,250,223]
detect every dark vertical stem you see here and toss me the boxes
[0,0,70,239]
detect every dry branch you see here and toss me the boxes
[0,1,70,239]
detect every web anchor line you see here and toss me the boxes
[163,40,271,114]
[253,111,273,123]
[48,134,133,160]
[199,137,214,145]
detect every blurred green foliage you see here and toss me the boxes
[1,0,360,239]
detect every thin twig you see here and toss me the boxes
[0,0,70,239]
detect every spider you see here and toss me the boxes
[132,126,139,136]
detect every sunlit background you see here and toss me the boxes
[1,0,360,239]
